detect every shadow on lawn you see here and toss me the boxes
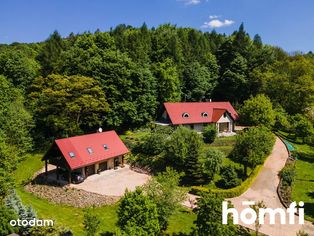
[304,202,314,221]
[298,151,314,164]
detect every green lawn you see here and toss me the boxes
[13,152,195,235]
[277,131,314,222]
[291,143,314,222]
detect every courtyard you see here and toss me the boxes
[70,165,150,196]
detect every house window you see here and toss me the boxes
[223,112,227,118]
[103,144,109,150]
[87,147,93,154]
[182,112,190,118]
[201,112,208,118]
[69,152,75,158]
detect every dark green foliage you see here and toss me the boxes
[29,74,109,139]
[151,58,181,107]
[0,49,39,91]
[202,149,224,181]
[164,126,204,184]
[194,193,237,236]
[83,208,100,236]
[0,75,33,153]
[136,126,173,155]
[182,62,216,102]
[117,188,160,235]
[280,164,296,186]
[291,114,313,142]
[232,127,275,176]
[37,30,65,76]
[219,166,241,189]
[0,205,17,235]
[203,124,217,143]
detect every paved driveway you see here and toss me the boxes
[71,165,150,196]
[229,138,314,236]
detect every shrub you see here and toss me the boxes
[232,127,275,176]
[279,164,295,186]
[136,126,173,155]
[118,188,160,235]
[219,166,241,189]
[203,124,217,143]
[190,164,263,198]
[201,149,224,181]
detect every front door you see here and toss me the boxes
[219,122,229,133]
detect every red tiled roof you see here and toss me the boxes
[55,131,129,170]
[164,102,239,125]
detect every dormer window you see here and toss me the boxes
[69,152,75,158]
[103,144,108,150]
[87,147,93,154]
[182,112,190,118]
[201,112,208,118]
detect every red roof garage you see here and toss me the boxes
[43,130,129,183]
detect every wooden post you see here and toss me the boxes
[68,169,71,184]
[82,167,86,178]
[45,160,48,177]
[56,165,59,180]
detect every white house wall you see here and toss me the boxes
[216,113,234,132]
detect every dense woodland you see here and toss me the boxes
[0,23,314,235]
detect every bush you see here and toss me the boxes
[279,164,295,186]
[203,124,217,143]
[219,166,241,189]
[135,126,173,155]
[201,149,224,181]
[232,127,275,176]
[190,165,263,198]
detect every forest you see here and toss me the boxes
[0,23,314,235]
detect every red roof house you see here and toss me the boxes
[162,102,239,133]
[43,130,129,182]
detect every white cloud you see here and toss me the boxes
[209,15,220,19]
[201,19,234,28]
[178,0,201,5]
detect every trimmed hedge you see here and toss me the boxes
[190,164,263,198]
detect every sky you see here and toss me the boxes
[0,0,314,52]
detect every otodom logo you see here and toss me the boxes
[222,201,304,225]
[10,218,54,227]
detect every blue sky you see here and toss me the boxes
[1,0,313,52]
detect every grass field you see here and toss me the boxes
[277,131,314,222]
[13,152,195,235]
[291,143,314,222]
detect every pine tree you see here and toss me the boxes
[184,130,204,184]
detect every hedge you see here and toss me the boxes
[190,164,263,198]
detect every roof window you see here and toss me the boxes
[87,147,93,154]
[69,152,75,158]
[103,144,109,150]
[201,112,208,117]
[182,112,190,118]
